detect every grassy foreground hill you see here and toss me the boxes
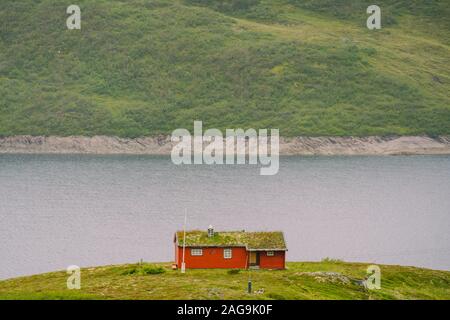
[0,0,449,137]
[1,261,449,300]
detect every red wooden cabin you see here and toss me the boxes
[174,226,287,269]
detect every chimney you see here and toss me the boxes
[207,225,214,237]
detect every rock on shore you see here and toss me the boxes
[0,135,449,155]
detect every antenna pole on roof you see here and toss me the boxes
[181,208,187,273]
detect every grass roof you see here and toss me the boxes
[176,230,286,250]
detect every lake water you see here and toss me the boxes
[1,154,449,279]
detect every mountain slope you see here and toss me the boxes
[0,0,449,137]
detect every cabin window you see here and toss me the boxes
[267,251,274,256]
[191,248,203,256]
[223,248,232,259]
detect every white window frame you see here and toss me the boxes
[191,248,203,256]
[223,248,232,259]
[267,251,274,256]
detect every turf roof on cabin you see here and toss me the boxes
[176,230,287,250]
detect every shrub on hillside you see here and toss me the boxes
[227,269,241,275]
[186,0,260,13]
[122,264,166,275]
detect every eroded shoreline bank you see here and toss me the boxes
[1,135,450,156]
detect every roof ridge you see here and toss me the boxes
[176,230,284,233]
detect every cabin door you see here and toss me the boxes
[249,252,259,266]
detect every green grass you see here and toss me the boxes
[0,0,449,137]
[1,261,449,300]
[177,230,286,249]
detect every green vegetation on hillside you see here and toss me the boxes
[1,261,449,300]
[0,0,449,137]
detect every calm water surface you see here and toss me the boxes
[1,154,449,279]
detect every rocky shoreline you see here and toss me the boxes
[1,135,450,156]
